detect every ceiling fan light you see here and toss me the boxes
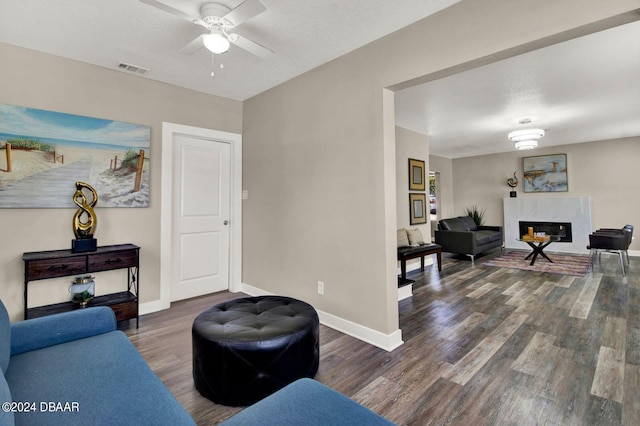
[508,128,545,142]
[515,140,538,150]
[203,32,230,54]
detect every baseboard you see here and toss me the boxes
[139,282,406,352]
[398,284,412,301]
[237,282,272,296]
[317,309,404,352]
[139,299,170,316]
[137,248,639,342]
[239,282,404,352]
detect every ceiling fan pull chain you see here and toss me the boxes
[210,53,225,77]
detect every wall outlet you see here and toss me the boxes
[317,281,324,295]
[242,190,248,200]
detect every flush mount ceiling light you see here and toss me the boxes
[508,128,545,150]
[508,128,545,141]
[514,140,538,150]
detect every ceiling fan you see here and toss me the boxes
[140,0,273,59]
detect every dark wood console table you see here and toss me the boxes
[23,244,140,328]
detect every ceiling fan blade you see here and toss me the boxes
[139,0,198,22]
[229,34,273,59]
[224,0,266,26]
[179,34,206,55]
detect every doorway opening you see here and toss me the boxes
[429,171,440,241]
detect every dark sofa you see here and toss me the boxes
[434,216,503,264]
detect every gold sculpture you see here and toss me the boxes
[73,181,98,239]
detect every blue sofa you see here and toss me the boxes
[221,378,394,425]
[0,301,194,426]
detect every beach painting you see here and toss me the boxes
[0,104,150,208]
[523,154,568,193]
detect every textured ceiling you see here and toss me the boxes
[1,1,638,159]
[0,0,459,100]
[395,19,640,158]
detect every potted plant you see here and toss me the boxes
[464,205,486,226]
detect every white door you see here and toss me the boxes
[171,135,231,301]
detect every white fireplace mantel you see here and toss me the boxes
[503,197,592,254]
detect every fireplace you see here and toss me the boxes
[519,221,572,242]
[503,196,592,254]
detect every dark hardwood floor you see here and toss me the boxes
[125,251,639,425]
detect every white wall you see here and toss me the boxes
[0,43,242,320]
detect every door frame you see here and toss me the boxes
[159,122,242,310]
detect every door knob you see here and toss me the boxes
[223,220,229,225]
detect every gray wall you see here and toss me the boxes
[449,138,640,250]
[241,0,639,340]
[0,43,242,320]
[396,126,430,270]
[396,126,430,240]
[1,0,637,342]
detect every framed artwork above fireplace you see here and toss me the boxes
[523,153,568,192]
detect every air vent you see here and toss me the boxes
[116,62,150,75]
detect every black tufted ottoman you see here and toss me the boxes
[192,295,319,406]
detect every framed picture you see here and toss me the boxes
[523,154,568,192]
[409,193,427,225]
[0,103,150,208]
[408,158,425,191]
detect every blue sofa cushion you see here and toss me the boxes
[10,307,116,356]
[5,330,195,426]
[0,371,15,426]
[0,300,11,374]
[0,301,9,374]
[221,378,394,426]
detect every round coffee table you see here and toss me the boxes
[192,295,319,406]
